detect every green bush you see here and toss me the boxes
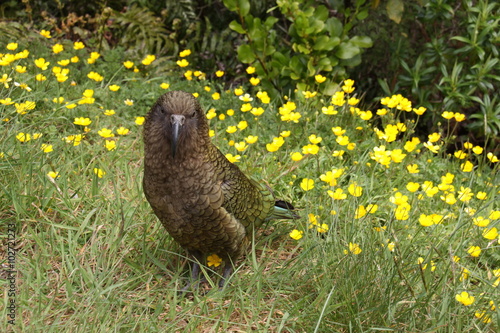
[223,0,373,97]
[351,0,500,147]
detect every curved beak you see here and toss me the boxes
[170,114,185,158]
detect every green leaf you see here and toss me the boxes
[335,42,360,59]
[238,0,250,16]
[386,0,404,24]
[229,20,246,34]
[237,44,255,63]
[325,18,343,37]
[264,16,278,29]
[313,36,340,51]
[350,36,373,48]
[222,0,237,12]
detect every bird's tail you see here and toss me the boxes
[270,200,300,220]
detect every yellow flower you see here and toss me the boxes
[52,43,64,54]
[34,58,50,70]
[109,84,120,92]
[176,59,189,67]
[40,30,52,38]
[302,144,319,155]
[215,70,224,77]
[428,132,441,143]
[347,97,359,105]
[104,140,117,151]
[342,79,355,93]
[266,136,285,152]
[289,229,303,240]
[244,135,258,144]
[250,107,265,116]
[454,150,467,159]
[179,49,191,57]
[93,168,106,178]
[124,99,134,106]
[460,160,474,172]
[234,141,247,152]
[0,74,11,89]
[355,205,367,219]
[455,291,474,306]
[116,127,130,136]
[300,178,315,191]
[256,91,270,103]
[207,254,222,267]
[160,82,170,89]
[322,106,338,115]
[98,128,114,138]
[104,109,115,116]
[331,127,346,136]
[483,227,498,240]
[476,191,488,200]
[241,103,252,112]
[87,71,104,82]
[234,88,244,96]
[226,126,237,134]
[316,223,329,233]
[327,188,347,200]
[454,113,466,122]
[135,117,145,125]
[225,153,240,163]
[467,246,481,257]
[63,134,84,146]
[212,92,220,100]
[246,66,256,74]
[419,214,443,227]
[123,60,134,69]
[6,42,18,50]
[442,111,455,119]
[473,216,490,227]
[73,41,85,50]
[423,141,440,153]
[394,204,410,220]
[348,182,362,197]
[41,144,53,153]
[16,132,31,142]
[308,134,322,144]
[47,171,59,179]
[314,74,326,83]
[302,91,317,99]
[291,152,303,161]
[141,54,156,65]
[413,106,426,115]
[35,74,47,81]
[407,163,419,174]
[472,146,483,154]
[238,89,253,102]
[440,193,457,205]
[348,242,362,255]
[249,77,260,86]
[74,117,92,126]
[489,211,500,220]
[487,152,499,163]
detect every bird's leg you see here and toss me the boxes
[219,261,233,289]
[179,252,205,293]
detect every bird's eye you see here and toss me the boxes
[190,111,197,118]
[155,105,166,114]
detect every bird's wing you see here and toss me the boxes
[211,148,274,229]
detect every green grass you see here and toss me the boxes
[1,32,499,332]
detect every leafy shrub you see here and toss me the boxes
[351,0,500,148]
[223,0,373,97]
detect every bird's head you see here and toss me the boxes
[144,91,209,159]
